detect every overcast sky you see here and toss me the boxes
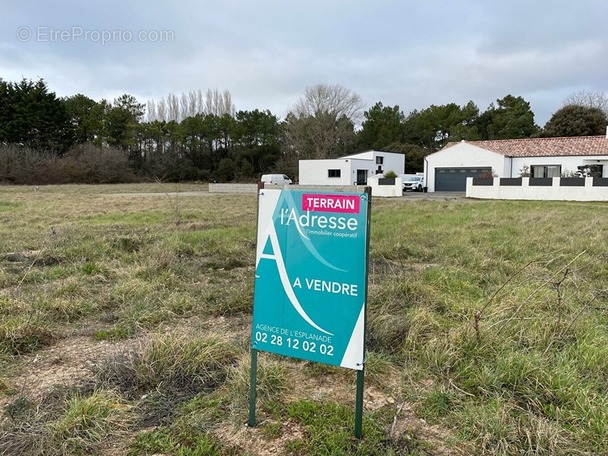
[1,0,606,126]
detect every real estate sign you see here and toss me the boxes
[251,188,370,370]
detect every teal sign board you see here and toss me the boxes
[251,188,370,370]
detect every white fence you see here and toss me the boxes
[466,177,608,201]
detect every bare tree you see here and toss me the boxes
[221,90,235,117]
[283,84,364,160]
[167,93,180,122]
[180,92,189,120]
[194,89,203,114]
[294,83,365,123]
[145,89,236,122]
[146,99,157,122]
[187,90,199,117]
[204,89,217,116]
[204,89,235,117]
[156,99,167,122]
[563,90,608,115]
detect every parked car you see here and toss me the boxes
[261,174,293,186]
[400,174,425,192]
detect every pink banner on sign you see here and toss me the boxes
[302,194,360,213]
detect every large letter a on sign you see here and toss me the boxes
[257,221,332,335]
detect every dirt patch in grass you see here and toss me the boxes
[0,335,144,410]
[388,401,467,456]
[215,420,306,456]
[0,314,240,405]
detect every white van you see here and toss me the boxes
[261,174,293,186]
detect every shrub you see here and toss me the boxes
[384,170,398,178]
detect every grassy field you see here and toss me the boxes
[1,183,607,455]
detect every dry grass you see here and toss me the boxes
[1,184,607,455]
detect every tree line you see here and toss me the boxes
[1,77,606,185]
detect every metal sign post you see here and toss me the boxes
[249,186,371,437]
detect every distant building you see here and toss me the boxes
[425,135,608,192]
[299,151,405,186]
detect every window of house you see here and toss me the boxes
[579,164,604,177]
[328,169,341,178]
[375,156,384,165]
[531,165,561,178]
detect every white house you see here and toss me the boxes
[298,150,405,186]
[424,135,608,192]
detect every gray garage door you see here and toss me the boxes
[435,167,491,191]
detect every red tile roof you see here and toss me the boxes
[444,135,608,157]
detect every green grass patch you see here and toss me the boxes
[282,399,432,455]
[0,314,58,355]
[0,202,22,212]
[45,390,131,454]
[128,427,236,456]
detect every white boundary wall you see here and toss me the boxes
[367,175,403,197]
[466,177,608,201]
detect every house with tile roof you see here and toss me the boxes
[424,135,608,192]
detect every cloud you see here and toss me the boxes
[1,0,606,126]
